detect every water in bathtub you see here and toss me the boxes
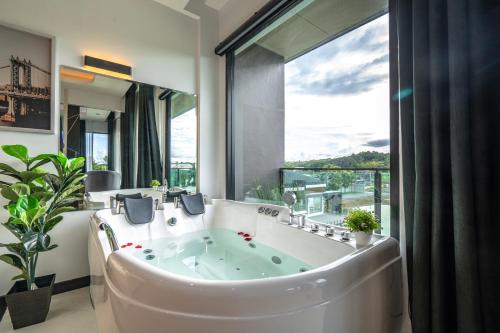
[130,229,313,280]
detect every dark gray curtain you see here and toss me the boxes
[136,84,162,188]
[395,0,500,332]
[120,84,136,189]
[107,113,115,171]
[79,120,86,173]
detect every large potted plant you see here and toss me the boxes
[0,145,85,329]
[343,209,381,248]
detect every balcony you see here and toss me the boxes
[245,167,390,236]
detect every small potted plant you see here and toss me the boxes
[343,209,381,248]
[0,145,85,329]
[150,179,161,191]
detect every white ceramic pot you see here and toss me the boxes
[354,231,373,248]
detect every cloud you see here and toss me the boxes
[364,139,390,148]
[285,16,389,96]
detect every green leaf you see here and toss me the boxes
[12,274,27,281]
[44,216,63,233]
[1,242,26,255]
[0,162,20,175]
[0,254,25,270]
[1,187,19,202]
[28,154,52,169]
[47,206,75,219]
[31,190,53,204]
[37,234,51,250]
[1,145,29,164]
[1,183,30,201]
[27,206,46,225]
[2,222,25,240]
[69,157,85,171]
[26,196,39,210]
[19,170,48,183]
[39,244,57,252]
[44,174,61,191]
[21,231,39,252]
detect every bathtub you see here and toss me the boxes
[88,199,403,333]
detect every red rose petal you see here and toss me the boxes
[244,237,252,241]
[121,245,127,248]
[243,233,250,238]
[127,242,133,246]
[135,245,142,249]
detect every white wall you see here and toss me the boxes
[186,1,225,201]
[66,88,125,113]
[0,0,198,294]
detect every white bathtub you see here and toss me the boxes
[88,199,403,333]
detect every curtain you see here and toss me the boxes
[120,84,136,189]
[395,0,500,332]
[136,84,162,188]
[107,113,115,171]
[79,120,86,173]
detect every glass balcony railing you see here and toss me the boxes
[280,167,390,236]
[243,167,390,236]
[170,162,196,193]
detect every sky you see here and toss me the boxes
[171,109,197,163]
[92,133,108,164]
[284,14,390,162]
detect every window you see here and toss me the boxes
[168,92,197,192]
[86,132,109,171]
[225,0,396,237]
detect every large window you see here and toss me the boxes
[86,132,109,171]
[226,0,396,237]
[168,92,197,192]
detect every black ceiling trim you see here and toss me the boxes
[215,0,304,56]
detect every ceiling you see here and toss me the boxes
[245,0,388,62]
[79,107,111,121]
[61,68,132,98]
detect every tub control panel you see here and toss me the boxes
[255,205,360,244]
[257,206,280,217]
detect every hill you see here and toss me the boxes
[284,151,390,169]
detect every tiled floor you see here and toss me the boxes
[0,287,97,333]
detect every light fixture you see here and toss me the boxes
[83,55,132,80]
[60,67,95,83]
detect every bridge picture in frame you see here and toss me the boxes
[0,24,53,133]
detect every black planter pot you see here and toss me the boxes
[5,274,55,330]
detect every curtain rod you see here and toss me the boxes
[214,0,303,56]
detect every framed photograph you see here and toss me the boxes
[0,23,54,133]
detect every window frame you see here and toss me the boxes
[223,0,400,239]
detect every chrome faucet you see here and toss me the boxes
[282,191,306,227]
[174,196,182,208]
[99,222,119,251]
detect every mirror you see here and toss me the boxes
[59,66,197,209]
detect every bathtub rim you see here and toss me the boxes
[90,212,399,287]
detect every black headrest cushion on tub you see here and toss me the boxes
[180,193,205,216]
[123,197,154,224]
[115,193,143,202]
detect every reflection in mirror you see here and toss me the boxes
[165,91,197,193]
[59,66,197,209]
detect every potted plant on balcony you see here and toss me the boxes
[0,145,85,329]
[150,179,161,191]
[343,209,381,248]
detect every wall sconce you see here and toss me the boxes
[83,55,132,80]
